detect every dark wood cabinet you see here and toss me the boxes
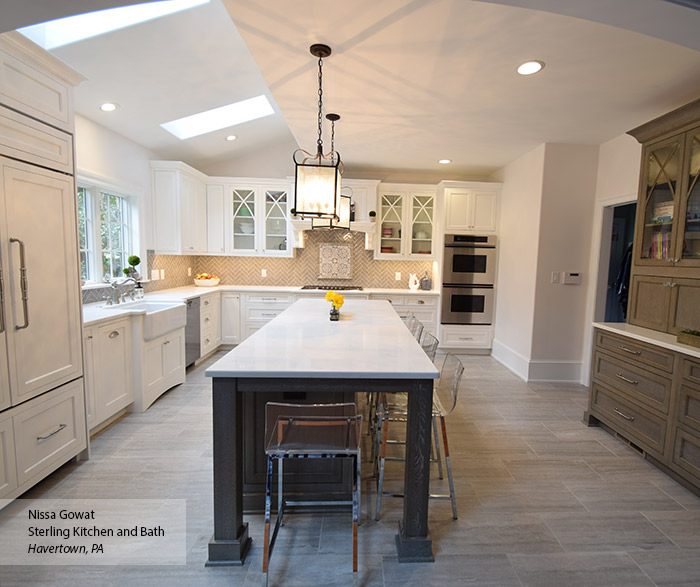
[627,99,700,334]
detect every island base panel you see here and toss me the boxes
[206,525,251,566]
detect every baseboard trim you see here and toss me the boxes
[491,339,582,382]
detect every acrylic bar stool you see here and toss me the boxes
[375,354,464,520]
[262,402,362,585]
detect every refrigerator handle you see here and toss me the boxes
[9,238,29,330]
[0,266,5,334]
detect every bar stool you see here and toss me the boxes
[263,402,362,584]
[420,331,439,362]
[405,314,424,341]
[375,354,464,520]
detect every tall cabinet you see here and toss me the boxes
[627,99,700,334]
[0,33,87,501]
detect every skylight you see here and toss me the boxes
[160,96,274,140]
[18,0,210,50]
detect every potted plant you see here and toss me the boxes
[369,210,376,222]
[678,328,700,349]
[123,255,141,280]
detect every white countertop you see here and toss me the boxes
[82,285,438,326]
[593,322,700,360]
[205,299,440,379]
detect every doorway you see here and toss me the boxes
[604,203,636,322]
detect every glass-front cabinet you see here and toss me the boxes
[635,124,700,268]
[228,181,291,256]
[376,185,436,260]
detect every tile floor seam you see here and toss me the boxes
[639,511,683,551]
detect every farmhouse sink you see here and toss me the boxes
[104,300,187,341]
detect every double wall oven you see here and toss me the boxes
[441,235,497,325]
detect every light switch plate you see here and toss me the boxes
[395,272,401,281]
[262,269,267,277]
[151,269,159,281]
[160,269,165,280]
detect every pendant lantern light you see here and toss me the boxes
[293,44,342,220]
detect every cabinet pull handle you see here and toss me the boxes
[204,317,210,323]
[619,346,641,356]
[109,330,119,338]
[417,300,425,305]
[0,267,5,334]
[668,282,677,287]
[204,300,209,305]
[262,297,276,302]
[613,407,635,422]
[87,335,93,340]
[164,340,170,345]
[37,423,67,441]
[615,373,638,385]
[459,337,474,341]
[262,312,277,318]
[10,238,29,330]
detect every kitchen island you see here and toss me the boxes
[205,298,439,565]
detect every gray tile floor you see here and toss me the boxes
[1,351,699,586]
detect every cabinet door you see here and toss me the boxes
[262,188,289,255]
[94,320,132,423]
[669,277,700,334]
[230,187,257,253]
[181,172,206,253]
[445,189,471,232]
[221,294,240,344]
[634,135,683,265]
[628,274,673,331]
[82,326,96,427]
[409,192,434,257]
[206,184,226,254]
[152,169,180,254]
[378,192,404,257]
[471,190,498,232]
[163,329,185,381]
[1,160,82,405]
[0,411,17,499]
[676,127,700,267]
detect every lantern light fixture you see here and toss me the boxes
[293,44,343,221]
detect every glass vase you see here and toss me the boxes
[330,307,340,321]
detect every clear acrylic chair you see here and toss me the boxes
[420,331,439,362]
[405,314,424,341]
[263,402,362,584]
[375,354,464,520]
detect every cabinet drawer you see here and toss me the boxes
[677,384,700,435]
[0,106,73,173]
[682,356,700,387]
[370,294,405,306]
[243,293,293,306]
[590,382,666,455]
[201,306,216,330]
[595,330,675,373]
[404,296,437,308]
[246,307,286,322]
[672,427,700,485]
[592,350,671,414]
[13,380,86,486]
[201,325,218,357]
[0,412,17,499]
[440,325,492,349]
[200,293,220,311]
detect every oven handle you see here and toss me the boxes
[442,283,494,289]
[444,244,496,249]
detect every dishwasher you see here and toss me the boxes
[185,297,201,367]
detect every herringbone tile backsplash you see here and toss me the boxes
[144,230,434,293]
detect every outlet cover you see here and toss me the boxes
[395,272,401,281]
[187,267,191,277]
[160,269,165,280]
[262,269,267,277]
[151,269,159,281]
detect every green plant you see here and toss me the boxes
[127,255,141,267]
[682,328,700,336]
[368,210,376,217]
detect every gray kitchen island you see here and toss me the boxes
[205,298,439,565]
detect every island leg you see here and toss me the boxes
[207,377,251,565]
[396,378,434,562]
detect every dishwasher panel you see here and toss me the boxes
[185,297,201,367]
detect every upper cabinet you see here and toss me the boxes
[151,161,207,255]
[440,181,501,234]
[206,178,292,257]
[633,125,700,269]
[376,184,437,260]
[627,98,700,334]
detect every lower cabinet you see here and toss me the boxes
[135,328,185,413]
[200,292,221,357]
[241,293,293,340]
[84,318,133,431]
[368,293,438,337]
[439,324,493,350]
[221,293,241,344]
[628,274,700,334]
[1,379,86,499]
[586,326,700,495]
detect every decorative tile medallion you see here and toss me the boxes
[318,244,352,280]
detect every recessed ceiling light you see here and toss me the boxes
[160,95,274,140]
[517,60,545,75]
[18,0,210,50]
[439,159,451,164]
[99,102,118,112]
[226,135,237,141]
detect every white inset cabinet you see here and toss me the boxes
[0,411,16,498]
[83,318,133,430]
[137,328,185,413]
[226,179,292,256]
[376,184,437,260]
[152,161,207,254]
[441,181,500,233]
[200,292,221,357]
[221,293,241,344]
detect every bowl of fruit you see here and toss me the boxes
[194,273,220,287]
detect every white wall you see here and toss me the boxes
[491,144,545,379]
[74,114,159,254]
[196,137,298,179]
[529,143,599,381]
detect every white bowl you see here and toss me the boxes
[239,223,254,234]
[194,278,220,287]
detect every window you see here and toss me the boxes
[78,181,137,283]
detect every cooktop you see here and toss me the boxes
[301,285,363,291]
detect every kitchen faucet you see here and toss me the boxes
[108,276,137,305]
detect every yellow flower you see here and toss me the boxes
[325,291,344,309]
